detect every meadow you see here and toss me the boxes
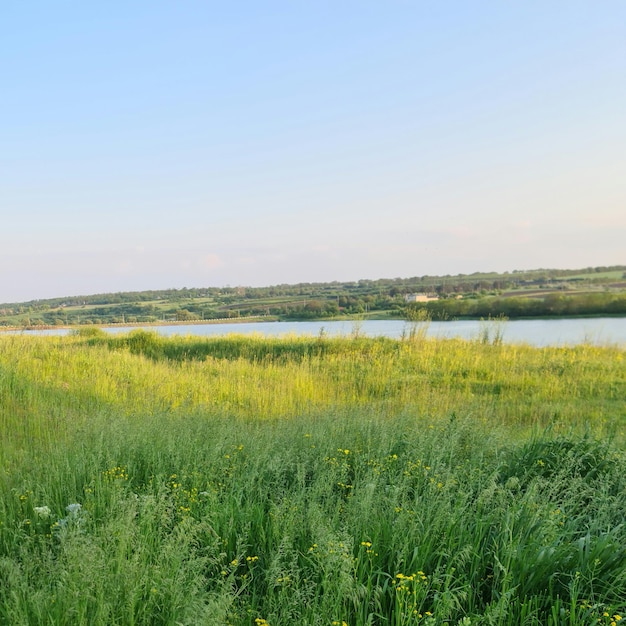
[0,328,625,625]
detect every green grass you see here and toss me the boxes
[1,332,625,625]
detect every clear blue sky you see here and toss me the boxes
[2,1,625,302]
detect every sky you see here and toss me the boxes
[2,1,625,302]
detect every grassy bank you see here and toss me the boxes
[1,332,625,625]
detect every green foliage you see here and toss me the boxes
[421,292,626,319]
[1,265,625,327]
[72,326,108,339]
[0,333,625,624]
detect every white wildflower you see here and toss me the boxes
[66,503,82,516]
[34,506,51,518]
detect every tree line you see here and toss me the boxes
[1,265,625,326]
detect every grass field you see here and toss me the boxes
[1,330,625,625]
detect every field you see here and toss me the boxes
[1,329,625,625]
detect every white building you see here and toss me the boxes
[404,293,439,303]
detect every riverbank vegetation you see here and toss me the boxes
[418,290,626,320]
[1,331,625,624]
[1,265,625,328]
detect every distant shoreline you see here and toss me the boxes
[0,315,278,333]
[2,312,626,334]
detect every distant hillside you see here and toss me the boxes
[1,265,625,327]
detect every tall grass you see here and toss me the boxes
[0,331,624,624]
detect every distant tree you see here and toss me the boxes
[176,309,199,321]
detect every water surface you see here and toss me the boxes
[8,317,626,347]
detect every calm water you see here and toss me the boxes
[8,317,626,347]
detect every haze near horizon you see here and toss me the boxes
[2,2,625,302]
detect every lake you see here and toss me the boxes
[6,317,626,347]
